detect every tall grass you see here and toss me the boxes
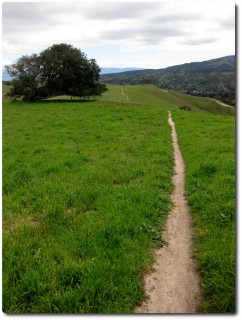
[172,111,235,312]
[2,100,173,313]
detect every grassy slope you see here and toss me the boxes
[2,100,173,313]
[3,81,234,115]
[102,85,236,312]
[172,111,235,312]
[2,84,235,313]
[100,84,235,116]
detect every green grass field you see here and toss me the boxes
[172,111,235,312]
[2,99,173,313]
[2,83,235,313]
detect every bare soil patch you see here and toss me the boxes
[135,111,201,313]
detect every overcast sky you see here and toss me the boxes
[2,0,235,69]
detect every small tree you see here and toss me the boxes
[141,78,150,85]
[5,43,107,101]
[5,54,46,101]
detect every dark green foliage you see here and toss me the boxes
[5,54,45,102]
[40,44,105,98]
[179,105,192,111]
[100,56,235,106]
[140,79,151,85]
[5,43,107,102]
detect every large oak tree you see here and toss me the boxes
[5,43,107,101]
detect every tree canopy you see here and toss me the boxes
[5,43,107,101]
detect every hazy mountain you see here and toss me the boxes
[100,56,235,105]
[100,67,144,74]
[2,67,144,79]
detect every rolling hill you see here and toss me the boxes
[99,84,235,116]
[100,56,235,106]
[2,80,235,116]
[100,67,143,74]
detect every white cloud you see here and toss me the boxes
[2,1,235,68]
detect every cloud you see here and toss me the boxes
[2,2,85,57]
[218,17,235,30]
[3,3,54,32]
[2,1,235,68]
[84,2,161,20]
[182,38,217,46]
[101,26,185,46]
[150,13,201,24]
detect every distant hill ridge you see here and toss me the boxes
[100,55,235,106]
[100,67,144,74]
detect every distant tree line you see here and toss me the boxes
[5,43,107,102]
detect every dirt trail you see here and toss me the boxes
[121,87,130,101]
[211,98,232,107]
[135,111,201,313]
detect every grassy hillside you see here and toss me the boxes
[2,81,235,116]
[100,56,235,106]
[2,99,173,313]
[100,84,235,116]
[2,84,235,313]
[172,111,235,312]
[100,85,235,312]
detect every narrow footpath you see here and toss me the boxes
[135,111,201,313]
[121,87,130,101]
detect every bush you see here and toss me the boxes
[179,105,192,111]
